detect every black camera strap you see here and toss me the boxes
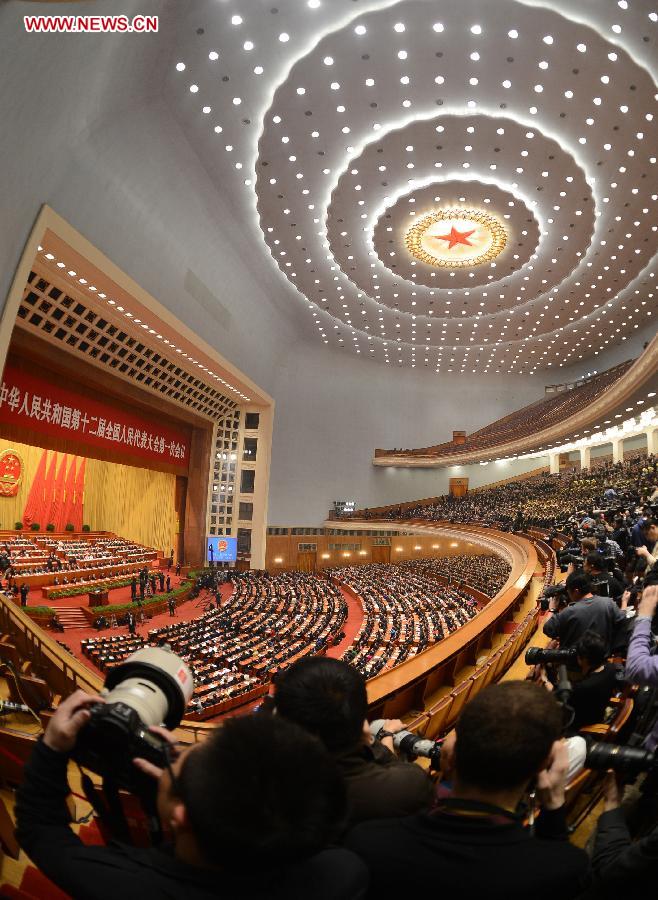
[79,770,132,844]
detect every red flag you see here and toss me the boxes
[46,455,68,529]
[35,452,58,528]
[72,457,87,531]
[22,449,47,525]
[57,457,77,531]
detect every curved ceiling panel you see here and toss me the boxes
[169,0,658,374]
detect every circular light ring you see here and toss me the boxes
[370,178,541,292]
[404,208,507,268]
[326,113,593,321]
[252,0,658,369]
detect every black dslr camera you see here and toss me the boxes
[525,646,578,666]
[538,582,569,612]
[73,647,194,791]
[586,742,656,778]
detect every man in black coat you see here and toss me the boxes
[130,576,137,601]
[15,691,368,900]
[345,681,589,900]
[158,571,165,592]
[274,657,433,826]
[20,582,29,607]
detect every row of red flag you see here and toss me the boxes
[22,450,87,531]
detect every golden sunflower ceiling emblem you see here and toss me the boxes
[404,208,507,268]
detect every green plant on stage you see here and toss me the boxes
[82,524,91,532]
[30,523,40,531]
[65,523,74,532]
[14,521,23,530]
[90,579,193,615]
[46,523,55,532]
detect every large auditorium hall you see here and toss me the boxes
[1,1,657,897]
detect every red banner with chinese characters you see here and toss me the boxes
[0,364,190,471]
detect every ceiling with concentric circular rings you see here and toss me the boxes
[168,0,658,376]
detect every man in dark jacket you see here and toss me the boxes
[15,691,368,900]
[345,681,589,900]
[274,657,433,825]
[543,572,627,655]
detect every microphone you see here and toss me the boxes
[0,699,30,715]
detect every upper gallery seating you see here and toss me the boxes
[331,563,478,678]
[376,360,633,460]
[371,453,657,530]
[82,571,347,717]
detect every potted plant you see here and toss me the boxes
[82,524,91,532]
[65,523,74,532]
[46,523,55,532]
[30,523,40,531]
[14,521,23,530]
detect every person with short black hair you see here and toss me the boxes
[15,691,368,900]
[583,553,625,602]
[543,571,627,655]
[568,630,619,731]
[274,656,433,825]
[345,681,589,899]
[636,518,658,570]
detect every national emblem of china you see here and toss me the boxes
[405,208,507,269]
[0,449,23,497]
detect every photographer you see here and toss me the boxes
[583,553,625,603]
[635,518,658,572]
[15,691,368,899]
[344,682,589,899]
[273,657,433,825]
[538,631,619,732]
[543,572,627,657]
[584,772,658,896]
[624,583,658,751]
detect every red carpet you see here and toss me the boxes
[326,587,364,658]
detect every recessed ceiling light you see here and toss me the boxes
[323,56,334,65]
[189,84,198,93]
[253,65,263,75]
[278,32,290,42]
[243,40,254,51]
[433,22,444,32]
[470,24,482,34]
[354,24,366,35]
[176,62,186,71]
[543,34,554,44]
[231,14,242,25]
[394,22,405,33]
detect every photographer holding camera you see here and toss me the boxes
[542,572,627,657]
[273,657,434,825]
[635,517,658,572]
[624,582,658,752]
[582,553,625,603]
[16,691,369,899]
[536,631,619,732]
[344,682,589,899]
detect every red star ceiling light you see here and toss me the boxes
[405,208,507,269]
